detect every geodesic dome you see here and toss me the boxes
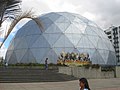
[5,12,116,65]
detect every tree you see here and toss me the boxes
[0,0,21,27]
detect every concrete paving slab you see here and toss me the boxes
[0,78,120,90]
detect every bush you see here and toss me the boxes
[101,66,115,71]
[9,63,45,67]
[91,64,100,69]
[83,64,91,68]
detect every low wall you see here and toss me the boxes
[58,66,115,79]
[116,66,120,78]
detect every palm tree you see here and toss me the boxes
[0,0,21,27]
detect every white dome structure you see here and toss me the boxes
[5,12,116,65]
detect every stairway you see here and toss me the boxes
[0,67,77,83]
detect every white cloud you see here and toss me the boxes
[21,0,51,15]
[21,0,120,29]
[82,12,96,21]
[44,1,77,13]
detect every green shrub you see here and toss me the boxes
[101,66,115,71]
[83,64,91,68]
[91,64,100,69]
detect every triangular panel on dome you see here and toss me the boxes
[84,26,98,36]
[23,27,32,35]
[101,38,111,50]
[28,49,37,63]
[97,38,108,50]
[42,23,53,31]
[65,24,81,34]
[32,35,50,48]
[86,36,96,49]
[54,48,65,55]
[63,13,76,22]
[40,17,54,30]
[98,28,109,39]
[82,48,96,60]
[46,12,61,22]
[56,22,71,32]
[77,48,86,53]
[31,48,50,63]
[16,37,28,49]
[104,39,111,50]
[107,51,116,65]
[25,23,42,36]
[25,35,40,47]
[14,49,27,63]
[20,49,37,63]
[73,17,84,23]
[55,15,70,23]
[73,22,87,33]
[8,52,17,64]
[91,26,108,40]
[64,48,75,53]
[103,39,114,51]
[109,43,115,51]
[5,50,13,62]
[77,48,95,55]
[43,33,62,46]
[98,50,109,64]
[74,13,89,22]
[14,38,21,49]
[15,25,28,38]
[87,35,99,48]
[65,35,75,47]
[89,26,104,37]
[65,34,83,46]
[45,23,63,33]
[20,50,29,63]
[77,35,94,48]
[42,49,58,64]
[91,50,105,65]
[53,34,74,47]
[40,17,53,24]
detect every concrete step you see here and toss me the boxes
[0,67,77,83]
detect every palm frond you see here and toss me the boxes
[0,0,21,26]
[0,11,43,48]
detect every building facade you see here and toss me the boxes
[105,26,120,65]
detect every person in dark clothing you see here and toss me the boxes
[79,78,90,90]
[45,58,48,70]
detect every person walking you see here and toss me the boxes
[79,78,90,90]
[45,58,48,70]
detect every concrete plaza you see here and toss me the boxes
[0,78,120,90]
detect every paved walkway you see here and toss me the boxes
[0,78,120,90]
